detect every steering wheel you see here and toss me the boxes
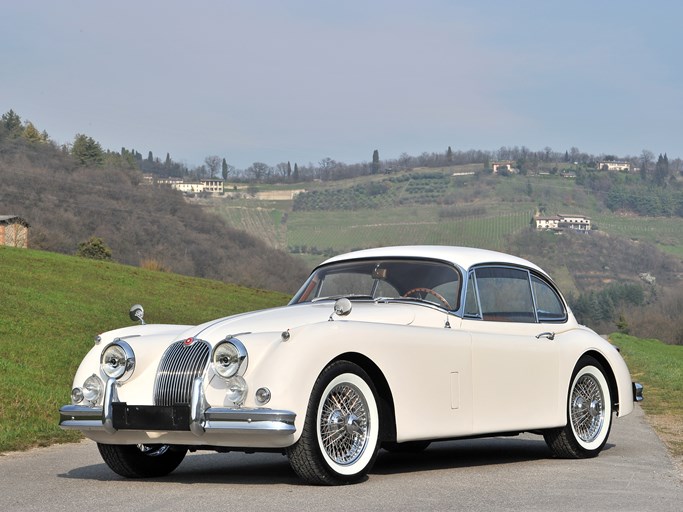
[402,287,452,310]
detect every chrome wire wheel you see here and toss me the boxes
[319,382,369,466]
[570,373,604,443]
[543,356,613,459]
[287,361,380,485]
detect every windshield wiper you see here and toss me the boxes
[376,296,443,307]
[312,294,375,302]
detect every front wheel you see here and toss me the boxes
[544,356,613,458]
[97,443,187,478]
[287,361,381,485]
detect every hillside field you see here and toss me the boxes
[204,168,683,267]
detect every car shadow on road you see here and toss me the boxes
[58,451,300,486]
[372,436,616,476]
[58,437,617,485]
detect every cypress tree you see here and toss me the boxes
[372,149,380,174]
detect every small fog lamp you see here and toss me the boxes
[226,376,248,405]
[83,374,103,404]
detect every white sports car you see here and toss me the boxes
[60,245,642,485]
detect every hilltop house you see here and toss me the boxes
[598,161,632,172]
[0,215,30,248]
[491,161,515,174]
[535,213,591,232]
[143,175,225,194]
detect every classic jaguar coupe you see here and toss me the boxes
[60,245,642,485]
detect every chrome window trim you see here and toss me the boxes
[463,264,568,324]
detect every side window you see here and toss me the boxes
[531,275,567,322]
[474,267,535,323]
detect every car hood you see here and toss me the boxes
[184,301,417,343]
[99,301,419,347]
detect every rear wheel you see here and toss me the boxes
[97,443,187,478]
[287,361,380,485]
[544,356,612,458]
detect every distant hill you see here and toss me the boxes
[0,136,309,293]
[0,246,290,452]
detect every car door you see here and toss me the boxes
[461,266,562,434]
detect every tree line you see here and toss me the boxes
[4,109,681,189]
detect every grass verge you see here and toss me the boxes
[610,333,683,466]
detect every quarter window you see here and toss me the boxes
[531,275,566,322]
[464,271,481,318]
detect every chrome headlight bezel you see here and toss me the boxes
[100,339,136,382]
[211,338,248,379]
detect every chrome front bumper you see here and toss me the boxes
[59,377,296,437]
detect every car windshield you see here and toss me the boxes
[290,258,461,311]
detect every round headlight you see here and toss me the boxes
[212,339,248,379]
[101,340,135,382]
[226,376,248,405]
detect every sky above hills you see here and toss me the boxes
[2,0,681,169]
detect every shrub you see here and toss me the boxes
[140,258,171,272]
[77,236,112,260]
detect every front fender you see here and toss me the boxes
[246,319,473,443]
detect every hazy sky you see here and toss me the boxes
[2,0,681,169]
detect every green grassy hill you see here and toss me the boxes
[0,246,289,452]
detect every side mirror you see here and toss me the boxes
[330,298,352,321]
[129,304,145,325]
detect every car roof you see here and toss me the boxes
[320,245,545,274]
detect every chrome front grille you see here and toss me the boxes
[154,339,210,406]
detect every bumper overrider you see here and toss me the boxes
[633,382,644,402]
[59,377,296,436]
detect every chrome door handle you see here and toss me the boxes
[535,332,555,340]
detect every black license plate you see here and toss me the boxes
[112,403,191,431]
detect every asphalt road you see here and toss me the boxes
[1,406,680,512]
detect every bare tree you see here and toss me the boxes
[318,157,337,180]
[275,162,289,179]
[399,152,412,169]
[204,155,222,178]
[640,149,654,181]
[246,162,271,182]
